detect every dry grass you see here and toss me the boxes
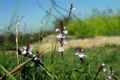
[30,35,120,52]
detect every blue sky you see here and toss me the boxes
[0,0,120,33]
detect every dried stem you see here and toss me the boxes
[66,4,73,24]
[16,19,19,65]
[10,58,32,74]
[38,63,57,79]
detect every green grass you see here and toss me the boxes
[0,44,120,80]
[67,13,120,38]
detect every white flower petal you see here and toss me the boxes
[33,54,36,57]
[103,68,107,72]
[58,47,64,52]
[108,76,111,79]
[102,63,105,67]
[56,34,66,39]
[63,39,68,44]
[78,53,86,58]
[22,51,27,54]
[55,28,59,32]
[21,47,32,55]
[64,27,66,29]
[63,30,68,34]
[34,57,38,60]
[56,34,62,39]
[28,51,32,54]
[72,8,75,11]
[75,52,79,56]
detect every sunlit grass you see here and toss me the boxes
[0,44,120,80]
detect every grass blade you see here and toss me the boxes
[0,64,16,80]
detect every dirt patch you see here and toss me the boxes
[30,35,120,52]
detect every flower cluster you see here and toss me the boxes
[21,44,32,57]
[32,51,42,67]
[56,21,68,54]
[75,48,86,63]
[19,44,42,66]
[75,48,86,58]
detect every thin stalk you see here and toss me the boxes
[24,22,27,44]
[10,58,32,74]
[16,20,19,65]
[32,65,36,80]
[3,41,6,66]
[51,40,57,64]
[66,4,73,24]
[32,72,35,80]
[94,64,104,80]
[39,63,58,79]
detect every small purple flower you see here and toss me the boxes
[32,52,42,68]
[75,48,86,63]
[33,54,41,62]
[21,44,32,56]
[75,48,86,59]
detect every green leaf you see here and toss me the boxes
[0,64,16,80]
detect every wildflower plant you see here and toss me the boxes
[12,47,53,79]
[75,48,86,63]
[18,43,33,57]
[56,21,68,57]
[22,44,32,56]
[32,51,42,69]
[94,63,105,80]
[55,4,74,58]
